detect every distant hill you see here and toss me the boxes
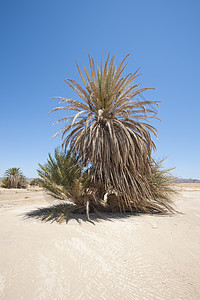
[175,178,200,183]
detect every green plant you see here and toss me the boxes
[37,148,107,219]
[148,159,177,213]
[2,167,27,188]
[30,178,41,186]
[38,148,89,201]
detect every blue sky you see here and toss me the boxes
[0,0,199,179]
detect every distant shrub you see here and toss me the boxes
[30,178,41,186]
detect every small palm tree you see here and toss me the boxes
[37,148,104,220]
[2,167,27,188]
[38,148,90,204]
[50,54,173,213]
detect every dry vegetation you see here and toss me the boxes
[27,54,176,222]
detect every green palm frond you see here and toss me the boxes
[149,159,177,210]
[37,148,90,203]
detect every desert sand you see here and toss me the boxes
[0,184,200,299]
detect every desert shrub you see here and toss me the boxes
[30,178,41,186]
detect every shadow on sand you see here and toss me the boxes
[24,203,142,225]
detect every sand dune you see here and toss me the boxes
[0,185,200,299]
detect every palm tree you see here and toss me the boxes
[2,167,27,188]
[50,54,173,213]
[37,148,102,220]
[38,148,90,204]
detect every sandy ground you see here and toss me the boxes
[0,185,200,300]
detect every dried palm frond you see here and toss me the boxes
[50,54,173,213]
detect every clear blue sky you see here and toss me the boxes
[0,0,199,179]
